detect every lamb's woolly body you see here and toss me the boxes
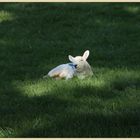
[48,63,76,79]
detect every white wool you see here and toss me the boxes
[48,64,76,80]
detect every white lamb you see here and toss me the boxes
[44,50,93,80]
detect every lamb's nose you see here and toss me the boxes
[75,64,78,68]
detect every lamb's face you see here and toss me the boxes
[68,50,90,71]
[74,56,89,71]
[73,56,85,63]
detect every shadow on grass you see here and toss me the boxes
[19,109,140,137]
[111,75,140,91]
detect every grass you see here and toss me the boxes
[0,3,140,137]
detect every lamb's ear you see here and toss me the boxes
[83,50,89,60]
[68,55,75,63]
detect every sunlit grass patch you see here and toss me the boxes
[13,79,54,97]
[13,68,140,99]
[13,76,106,98]
[0,10,14,23]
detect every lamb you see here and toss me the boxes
[44,50,93,80]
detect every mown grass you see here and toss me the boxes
[0,3,140,137]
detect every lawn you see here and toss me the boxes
[0,3,140,137]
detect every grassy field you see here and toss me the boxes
[0,3,140,137]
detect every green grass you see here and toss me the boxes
[0,3,140,137]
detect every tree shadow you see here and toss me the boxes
[21,109,140,137]
[111,75,140,91]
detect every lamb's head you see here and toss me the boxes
[68,50,91,72]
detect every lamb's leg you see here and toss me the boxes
[65,73,74,80]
